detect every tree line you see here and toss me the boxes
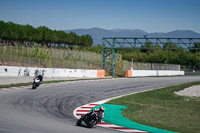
[0,20,93,47]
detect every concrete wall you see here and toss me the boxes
[125,70,184,77]
[0,66,184,78]
[0,66,105,78]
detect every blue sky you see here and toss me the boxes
[0,0,200,33]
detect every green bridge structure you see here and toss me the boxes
[101,37,200,77]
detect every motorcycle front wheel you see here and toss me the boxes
[76,119,82,126]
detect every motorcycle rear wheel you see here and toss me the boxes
[86,120,96,128]
[32,83,36,89]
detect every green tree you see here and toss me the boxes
[189,42,200,53]
[0,20,93,48]
[147,50,166,63]
[141,41,161,52]
[84,34,93,47]
[35,26,51,45]
[163,41,181,51]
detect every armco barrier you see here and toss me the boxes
[0,66,105,78]
[125,70,184,77]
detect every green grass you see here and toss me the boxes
[0,80,67,89]
[0,79,90,89]
[0,78,110,89]
[107,81,200,133]
[185,73,200,76]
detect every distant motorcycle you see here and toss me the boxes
[76,111,103,128]
[32,77,41,89]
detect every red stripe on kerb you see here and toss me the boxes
[5,88,15,90]
[76,113,86,116]
[89,104,99,106]
[130,132,149,133]
[76,110,90,112]
[108,127,132,130]
[80,107,93,109]
[26,86,32,87]
[97,122,112,125]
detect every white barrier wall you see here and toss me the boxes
[128,70,184,77]
[0,66,184,78]
[0,66,99,78]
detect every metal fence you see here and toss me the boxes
[0,45,123,69]
[114,61,180,76]
[0,55,102,69]
[0,45,181,76]
[0,45,102,62]
[0,45,102,69]
[122,61,180,71]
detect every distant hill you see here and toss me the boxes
[65,28,200,45]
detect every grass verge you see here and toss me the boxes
[0,78,103,89]
[0,80,69,89]
[185,73,200,76]
[107,81,200,133]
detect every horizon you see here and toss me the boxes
[2,19,200,34]
[0,0,200,33]
[3,19,200,34]
[65,27,200,34]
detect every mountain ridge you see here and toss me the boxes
[65,28,200,45]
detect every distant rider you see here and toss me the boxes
[34,74,43,85]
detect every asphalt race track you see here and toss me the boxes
[0,76,200,133]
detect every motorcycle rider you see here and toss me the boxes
[34,74,43,85]
[87,106,105,122]
[76,106,105,127]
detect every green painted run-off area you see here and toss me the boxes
[93,104,176,133]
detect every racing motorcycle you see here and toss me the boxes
[76,111,103,128]
[32,77,41,89]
